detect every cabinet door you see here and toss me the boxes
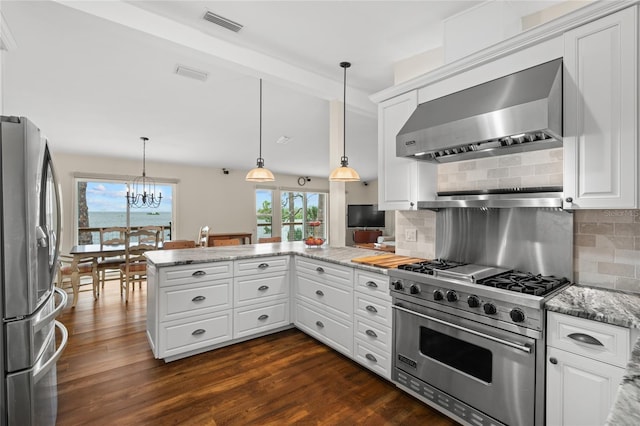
[546,346,625,426]
[378,91,433,210]
[563,6,638,209]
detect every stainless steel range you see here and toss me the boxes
[388,208,573,426]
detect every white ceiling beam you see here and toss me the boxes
[53,0,376,117]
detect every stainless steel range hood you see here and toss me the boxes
[397,58,562,163]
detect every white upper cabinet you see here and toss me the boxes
[377,91,436,210]
[563,6,638,209]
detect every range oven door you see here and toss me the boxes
[393,300,537,426]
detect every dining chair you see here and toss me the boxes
[212,238,241,247]
[163,240,197,250]
[198,226,210,247]
[140,225,164,243]
[56,254,97,307]
[96,227,127,293]
[258,236,281,243]
[119,229,158,303]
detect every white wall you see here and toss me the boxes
[53,151,329,254]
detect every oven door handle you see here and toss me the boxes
[392,305,532,354]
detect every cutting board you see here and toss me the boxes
[351,254,428,269]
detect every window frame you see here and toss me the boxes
[73,173,178,245]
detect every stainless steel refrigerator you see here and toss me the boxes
[0,116,68,425]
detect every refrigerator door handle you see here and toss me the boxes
[34,321,68,382]
[36,225,48,248]
[34,287,68,330]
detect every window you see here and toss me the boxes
[75,177,175,244]
[255,188,328,243]
[256,189,274,239]
[281,191,327,242]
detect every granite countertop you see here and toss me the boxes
[144,241,392,275]
[546,285,640,425]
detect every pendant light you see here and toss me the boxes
[126,137,162,208]
[246,78,275,182]
[329,61,360,182]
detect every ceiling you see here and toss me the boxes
[1,1,561,181]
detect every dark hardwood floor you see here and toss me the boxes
[56,281,459,425]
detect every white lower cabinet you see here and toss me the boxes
[232,256,290,339]
[161,311,233,359]
[295,299,353,356]
[546,312,633,426]
[353,270,392,379]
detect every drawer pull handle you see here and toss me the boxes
[258,314,269,321]
[192,329,206,336]
[258,263,269,269]
[192,270,206,277]
[258,285,269,291]
[315,290,324,297]
[549,357,558,365]
[316,267,325,273]
[365,329,378,338]
[315,321,324,328]
[568,333,604,346]
[191,295,206,302]
[365,305,378,313]
[365,353,377,363]
[365,281,378,288]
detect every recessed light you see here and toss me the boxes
[175,65,209,82]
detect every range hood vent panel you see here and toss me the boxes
[397,58,563,163]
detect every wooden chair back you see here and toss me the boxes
[139,225,164,243]
[258,237,281,243]
[212,238,240,247]
[100,227,126,247]
[198,226,210,247]
[119,229,158,303]
[163,240,197,250]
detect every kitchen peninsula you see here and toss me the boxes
[144,242,394,377]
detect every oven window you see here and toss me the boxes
[420,327,492,383]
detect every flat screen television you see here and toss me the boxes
[347,204,385,228]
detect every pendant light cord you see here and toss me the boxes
[259,78,263,159]
[343,65,346,158]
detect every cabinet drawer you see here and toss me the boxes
[234,272,289,307]
[233,300,290,339]
[295,258,352,288]
[295,301,352,356]
[161,311,232,357]
[354,316,392,353]
[297,274,353,319]
[160,279,232,322]
[354,338,391,380]
[160,262,233,286]
[355,270,391,301]
[547,312,630,367]
[354,292,392,328]
[234,256,289,276]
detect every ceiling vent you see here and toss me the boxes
[175,65,209,82]
[202,11,243,33]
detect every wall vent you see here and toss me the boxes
[175,65,209,82]
[202,11,243,32]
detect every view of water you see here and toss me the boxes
[88,211,172,228]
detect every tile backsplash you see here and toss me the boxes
[574,209,640,293]
[437,148,563,192]
[396,208,640,294]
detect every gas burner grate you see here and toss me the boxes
[397,259,467,274]
[478,272,569,296]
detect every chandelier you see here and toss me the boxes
[126,136,162,208]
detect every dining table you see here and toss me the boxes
[68,242,162,300]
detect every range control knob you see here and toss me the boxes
[510,308,526,323]
[483,303,497,315]
[445,290,458,302]
[467,295,481,308]
[409,284,421,295]
[433,290,444,301]
[392,280,404,291]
